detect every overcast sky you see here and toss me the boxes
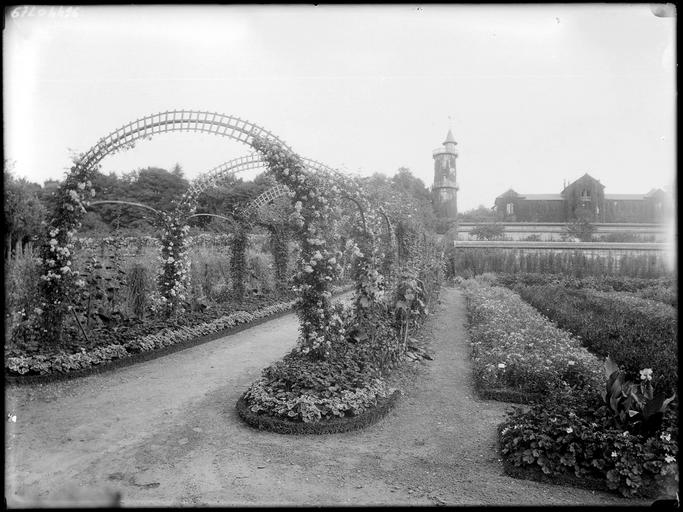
[3,4,676,211]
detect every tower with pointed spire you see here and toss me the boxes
[432,129,459,225]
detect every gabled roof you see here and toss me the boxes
[496,188,520,199]
[562,173,605,193]
[644,188,666,198]
[520,194,565,201]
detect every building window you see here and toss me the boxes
[580,189,591,202]
[506,203,514,215]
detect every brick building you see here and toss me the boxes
[493,173,671,223]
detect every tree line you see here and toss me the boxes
[4,160,438,256]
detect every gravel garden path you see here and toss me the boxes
[5,288,647,507]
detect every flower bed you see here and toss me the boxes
[5,301,294,382]
[236,389,400,435]
[461,278,679,499]
[5,284,355,382]
[516,285,678,394]
[462,280,603,399]
[498,389,679,499]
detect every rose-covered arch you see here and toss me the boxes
[36,111,289,343]
[36,109,394,350]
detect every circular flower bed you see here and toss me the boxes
[237,348,401,434]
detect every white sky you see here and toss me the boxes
[3,4,676,211]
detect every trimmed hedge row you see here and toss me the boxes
[517,285,678,394]
[235,390,401,435]
[495,272,677,307]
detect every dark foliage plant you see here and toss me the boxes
[499,387,678,499]
[517,285,678,394]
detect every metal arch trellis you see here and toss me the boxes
[182,154,342,205]
[75,110,292,175]
[240,184,291,219]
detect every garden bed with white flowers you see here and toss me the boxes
[461,278,678,500]
[462,279,603,402]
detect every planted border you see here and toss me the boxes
[462,280,603,401]
[6,285,354,385]
[497,399,678,499]
[517,285,678,393]
[235,389,401,435]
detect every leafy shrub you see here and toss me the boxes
[601,356,676,437]
[470,223,506,240]
[5,256,44,347]
[517,285,678,394]
[496,272,675,296]
[499,388,678,499]
[126,263,150,319]
[246,248,275,294]
[463,280,603,397]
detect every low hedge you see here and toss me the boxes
[517,285,678,394]
[235,389,401,435]
[462,280,603,399]
[498,390,679,499]
[495,272,677,307]
[495,272,675,294]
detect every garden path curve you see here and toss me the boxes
[5,289,644,506]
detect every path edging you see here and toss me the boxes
[5,308,294,386]
[475,386,543,404]
[236,389,401,435]
[6,287,354,386]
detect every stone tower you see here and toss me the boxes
[432,129,459,223]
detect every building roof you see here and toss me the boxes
[561,172,605,193]
[604,194,647,200]
[443,129,457,145]
[644,188,665,198]
[520,194,565,201]
[496,189,520,199]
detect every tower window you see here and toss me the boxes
[506,203,514,215]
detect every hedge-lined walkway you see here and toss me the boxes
[5,289,644,506]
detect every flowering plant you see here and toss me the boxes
[36,160,98,344]
[602,355,676,436]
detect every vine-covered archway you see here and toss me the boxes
[36,111,289,343]
[36,110,392,350]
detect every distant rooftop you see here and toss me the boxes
[521,194,564,201]
[604,194,647,200]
